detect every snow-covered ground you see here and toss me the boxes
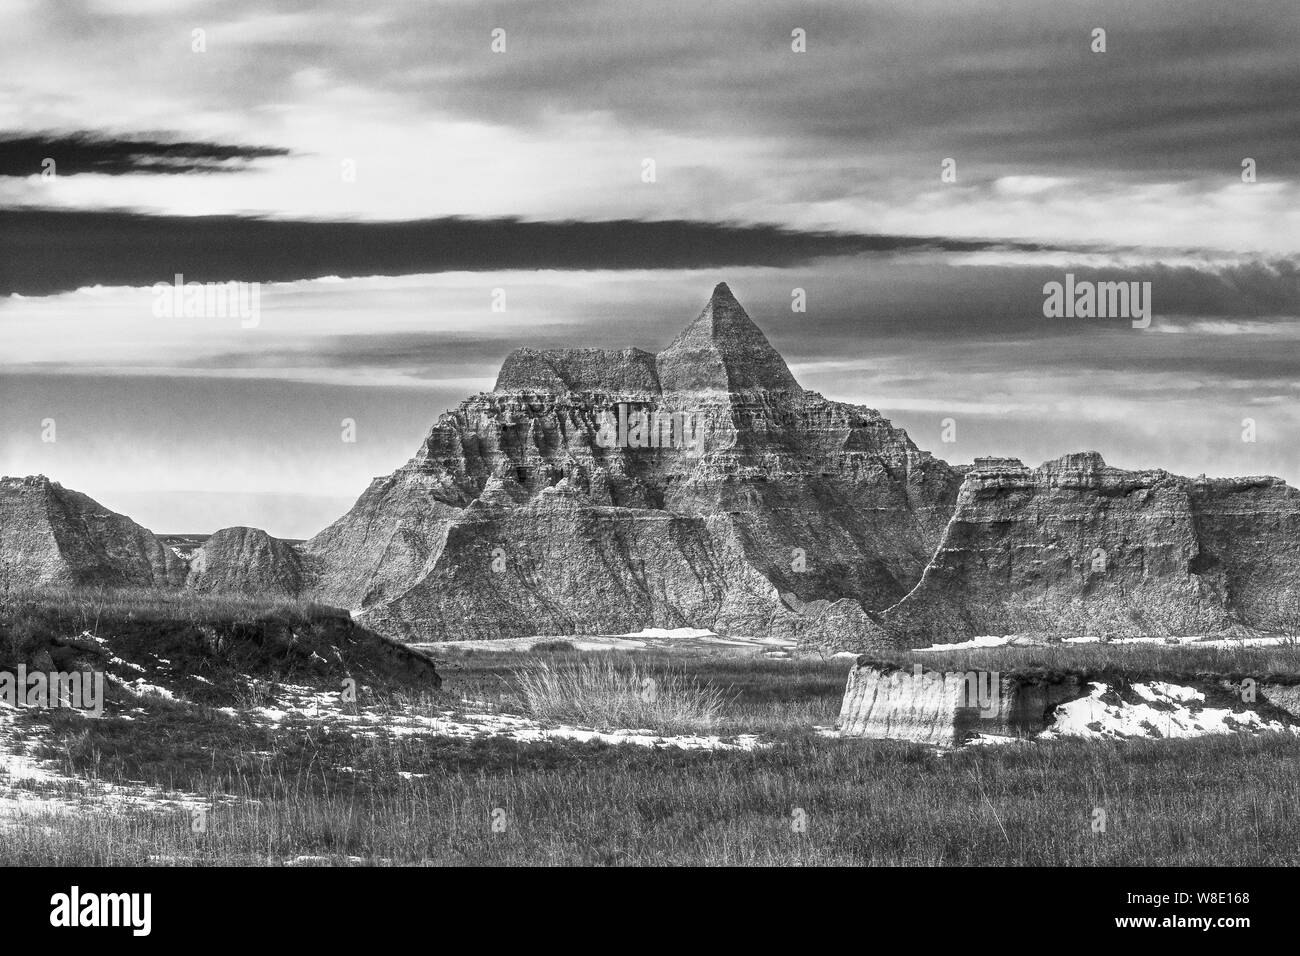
[1061,635,1298,649]
[219,684,763,751]
[915,633,1299,652]
[867,677,1299,748]
[3,645,768,833]
[6,621,1295,836]
[1040,681,1298,741]
[914,635,1027,652]
[108,675,178,701]
[0,700,208,829]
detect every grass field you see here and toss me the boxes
[4,587,1300,866]
[1,584,336,627]
[1,647,1296,866]
[8,702,1300,865]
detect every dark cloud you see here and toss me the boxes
[0,209,1056,296]
[0,133,288,177]
[17,0,1295,191]
[218,0,1298,180]
[5,0,1297,534]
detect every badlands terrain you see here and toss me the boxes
[3,284,1300,864]
[6,284,1300,649]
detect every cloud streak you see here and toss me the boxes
[0,209,1059,296]
[0,132,288,177]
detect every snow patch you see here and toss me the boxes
[1042,681,1297,741]
[0,700,208,828]
[622,627,715,639]
[108,675,178,701]
[218,687,762,751]
[915,635,1017,652]
[916,633,1299,652]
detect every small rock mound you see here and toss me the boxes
[187,526,304,596]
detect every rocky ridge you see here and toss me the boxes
[883,452,1300,643]
[300,283,960,645]
[4,283,1299,650]
[0,475,185,589]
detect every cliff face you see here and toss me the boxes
[1187,476,1300,632]
[303,284,960,644]
[882,453,1300,645]
[838,662,1300,747]
[0,475,185,588]
[838,663,1085,747]
[302,286,1300,647]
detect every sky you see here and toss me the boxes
[1,0,1298,537]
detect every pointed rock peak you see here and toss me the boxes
[657,283,802,395]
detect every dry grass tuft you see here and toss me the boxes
[509,656,734,734]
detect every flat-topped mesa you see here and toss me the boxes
[655,283,803,397]
[882,449,1300,645]
[968,456,1030,475]
[963,452,1181,498]
[1045,450,1108,471]
[494,347,661,398]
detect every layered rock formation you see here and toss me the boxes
[1187,475,1300,631]
[0,475,185,589]
[6,283,1298,651]
[186,526,304,596]
[883,453,1300,644]
[296,285,1300,646]
[838,662,1081,747]
[838,661,1300,746]
[302,283,960,645]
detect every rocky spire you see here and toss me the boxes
[655,282,803,395]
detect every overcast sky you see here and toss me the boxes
[1,0,1297,536]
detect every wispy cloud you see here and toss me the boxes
[0,132,288,176]
[2,0,1297,533]
[2,1,1296,247]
